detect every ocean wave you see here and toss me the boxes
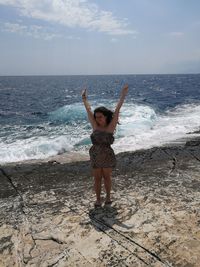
[0,135,73,164]
[0,102,200,164]
[48,103,87,123]
[114,102,200,152]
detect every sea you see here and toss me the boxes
[0,74,200,164]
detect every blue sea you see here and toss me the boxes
[0,74,200,164]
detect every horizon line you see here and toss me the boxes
[0,72,200,77]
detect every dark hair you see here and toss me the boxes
[94,106,113,125]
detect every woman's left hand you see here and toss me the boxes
[81,88,87,100]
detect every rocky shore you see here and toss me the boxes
[0,136,200,267]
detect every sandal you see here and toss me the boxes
[94,201,101,208]
[105,200,112,205]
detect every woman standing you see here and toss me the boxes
[82,84,128,207]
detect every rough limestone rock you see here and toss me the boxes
[0,137,200,266]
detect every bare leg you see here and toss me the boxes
[102,168,112,202]
[93,168,103,204]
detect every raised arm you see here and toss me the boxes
[107,84,128,132]
[82,89,97,129]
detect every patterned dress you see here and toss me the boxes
[89,130,116,168]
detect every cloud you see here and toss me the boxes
[1,22,62,40]
[110,38,118,43]
[0,0,136,36]
[169,31,184,37]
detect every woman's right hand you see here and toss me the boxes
[81,88,87,100]
[122,84,128,96]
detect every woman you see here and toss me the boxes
[82,84,128,207]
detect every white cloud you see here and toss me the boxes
[1,22,61,40]
[169,31,184,37]
[3,22,26,33]
[110,38,118,43]
[0,0,135,36]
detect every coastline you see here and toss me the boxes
[0,134,200,266]
[2,130,200,167]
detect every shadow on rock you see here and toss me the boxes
[88,204,133,232]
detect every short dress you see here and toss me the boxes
[89,130,116,169]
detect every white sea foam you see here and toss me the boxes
[0,102,200,164]
[113,103,200,153]
[0,135,73,164]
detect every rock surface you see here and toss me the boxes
[0,138,200,267]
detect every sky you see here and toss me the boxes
[0,0,200,75]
